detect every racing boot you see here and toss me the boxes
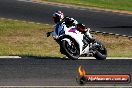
[84,33,95,44]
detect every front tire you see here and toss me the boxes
[61,38,80,60]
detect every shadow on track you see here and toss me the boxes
[20,56,98,61]
[20,55,70,60]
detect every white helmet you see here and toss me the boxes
[53,11,64,23]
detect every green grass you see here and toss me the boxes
[42,0,132,11]
[0,18,61,57]
[0,18,132,57]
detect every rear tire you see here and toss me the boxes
[94,40,107,60]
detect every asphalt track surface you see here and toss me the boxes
[0,57,132,86]
[0,0,132,87]
[0,0,132,36]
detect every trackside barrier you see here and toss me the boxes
[90,30,132,40]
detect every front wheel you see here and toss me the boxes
[61,38,80,60]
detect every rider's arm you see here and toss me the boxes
[63,17,78,27]
[46,24,58,37]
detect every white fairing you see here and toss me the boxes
[52,23,91,55]
[64,25,84,55]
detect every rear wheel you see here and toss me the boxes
[94,40,107,60]
[61,38,80,60]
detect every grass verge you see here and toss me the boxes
[41,0,132,12]
[0,18,61,57]
[0,18,132,57]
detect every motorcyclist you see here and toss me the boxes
[47,10,94,43]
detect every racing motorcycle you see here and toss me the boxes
[47,23,107,60]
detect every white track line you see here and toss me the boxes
[79,57,132,59]
[0,56,21,58]
[0,56,131,59]
[0,86,131,88]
